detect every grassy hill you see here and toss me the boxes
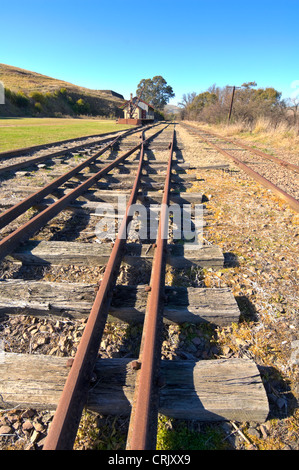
[0,63,125,118]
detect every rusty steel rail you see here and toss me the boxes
[126,128,176,450]
[225,137,299,173]
[42,126,164,450]
[0,125,167,263]
[0,133,121,176]
[182,124,299,213]
[0,126,145,161]
[194,126,299,173]
[0,135,121,230]
[0,125,152,176]
[0,123,156,229]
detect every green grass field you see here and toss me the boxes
[0,118,134,152]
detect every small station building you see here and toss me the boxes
[118,94,155,125]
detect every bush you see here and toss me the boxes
[73,98,91,115]
[5,88,30,107]
[154,109,165,120]
[34,102,43,113]
[30,91,46,104]
[54,87,67,98]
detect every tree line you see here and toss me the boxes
[134,76,298,129]
[178,82,299,127]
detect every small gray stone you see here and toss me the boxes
[33,421,44,432]
[22,420,34,431]
[191,337,201,345]
[247,427,260,439]
[0,425,13,435]
[290,340,299,366]
[21,409,34,419]
[15,171,30,176]
[186,343,197,353]
[276,397,287,409]
[179,351,196,360]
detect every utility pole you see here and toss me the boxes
[227,86,241,124]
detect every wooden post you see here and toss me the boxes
[227,86,236,124]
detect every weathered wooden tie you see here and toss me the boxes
[0,280,240,326]
[0,193,204,214]
[9,240,224,269]
[0,354,269,423]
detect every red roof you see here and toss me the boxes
[137,98,155,109]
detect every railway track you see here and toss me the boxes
[0,128,138,161]
[181,122,299,213]
[0,123,269,451]
[0,125,151,176]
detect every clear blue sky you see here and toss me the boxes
[1,0,299,105]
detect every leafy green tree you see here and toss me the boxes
[190,92,218,112]
[179,82,285,124]
[178,91,218,120]
[136,76,175,110]
[241,81,257,89]
[253,87,281,105]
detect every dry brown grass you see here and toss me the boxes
[186,117,299,154]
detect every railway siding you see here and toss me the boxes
[3,121,295,449]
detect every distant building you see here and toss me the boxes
[118,95,155,125]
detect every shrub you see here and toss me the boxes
[5,88,30,107]
[73,98,91,115]
[34,102,43,113]
[54,87,67,99]
[30,91,46,104]
[154,109,165,120]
